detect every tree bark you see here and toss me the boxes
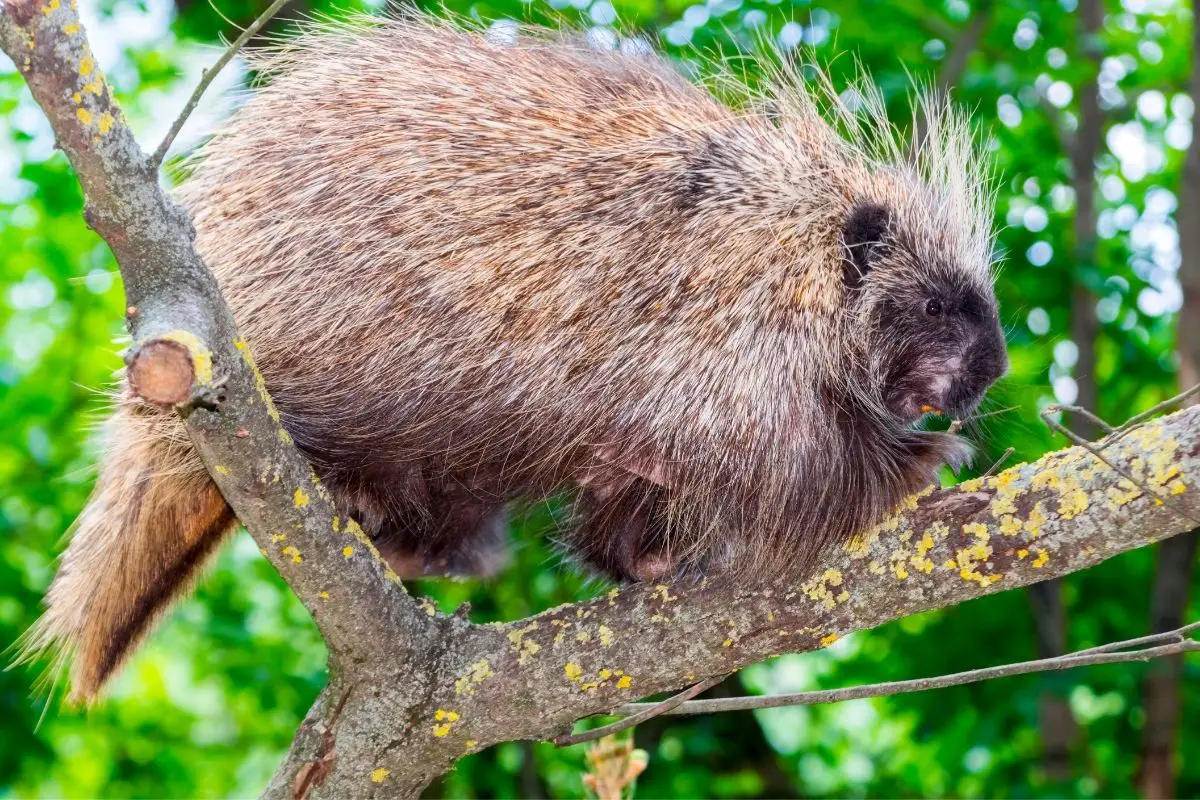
[5,3,1200,798]
[1137,7,1200,798]
[1028,578,1075,780]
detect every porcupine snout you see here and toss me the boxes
[941,317,1008,417]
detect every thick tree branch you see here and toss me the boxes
[429,407,1200,752]
[7,4,1200,798]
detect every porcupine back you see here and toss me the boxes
[28,17,992,702]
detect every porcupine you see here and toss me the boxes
[26,17,1007,702]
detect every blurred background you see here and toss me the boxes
[2,0,1199,796]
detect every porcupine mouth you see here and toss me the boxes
[899,391,987,430]
[894,399,946,427]
[886,382,947,425]
[887,360,978,428]
[889,388,979,429]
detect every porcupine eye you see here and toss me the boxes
[841,202,891,291]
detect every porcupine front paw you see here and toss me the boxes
[375,503,509,580]
[901,430,973,492]
[572,480,696,583]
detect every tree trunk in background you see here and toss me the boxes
[1137,11,1200,799]
[1069,0,1104,470]
[940,0,991,91]
[1028,581,1076,780]
[634,676,800,799]
[1140,537,1198,799]
[1030,0,1105,782]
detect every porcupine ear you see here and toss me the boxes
[841,202,890,291]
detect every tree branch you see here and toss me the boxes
[7,3,1200,798]
[606,623,1200,718]
[554,673,730,747]
[428,406,1200,757]
[150,0,290,167]
[1042,398,1200,525]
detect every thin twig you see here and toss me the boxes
[1109,383,1200,441]
[150,0,291,168]
[982,447,1015,478]
[1049,403,1117,436]
[607,624,1200,717]
[553,673,730,747]
[1041,407,1128,474]
[962,405,1019,423]
[1069,619,1200,657]
[945,406,1016,439]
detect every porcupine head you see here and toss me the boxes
[17,19,1007,705]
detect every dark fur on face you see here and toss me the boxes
[841,202,1008,426]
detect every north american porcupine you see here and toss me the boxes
[28,17,1007,702]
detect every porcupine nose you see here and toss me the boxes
[952,324,1008,412]
[974,322,1009,385]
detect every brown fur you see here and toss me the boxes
[22,403,234,702]
[26,17,1005,702]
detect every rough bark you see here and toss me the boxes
[1024,1,1106,779]
[5,4,1200,798]
[1137,7,1200,797]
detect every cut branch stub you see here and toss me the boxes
[126,331,213,407]
[128,340,195,406]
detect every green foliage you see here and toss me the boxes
[2,0,1199,796]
